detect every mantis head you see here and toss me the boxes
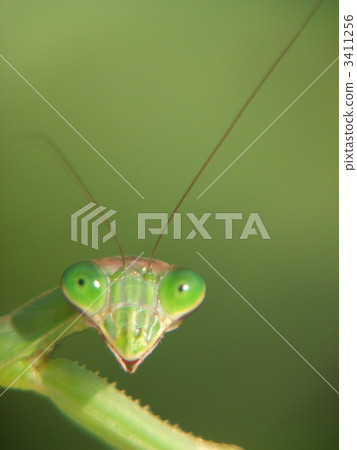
[61,257,206,372]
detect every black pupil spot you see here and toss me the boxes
[78,278,85,286]
[178,284,185,292]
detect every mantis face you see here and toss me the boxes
[61,257,205,372]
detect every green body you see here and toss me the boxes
[0,287,86,391]
[0,257,223,449]
[0,284,236,449]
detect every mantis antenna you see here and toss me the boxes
[17,136,127,266]
[148,0,324,267]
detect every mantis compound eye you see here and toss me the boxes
[61,261,108,315]
[158,268,206,320]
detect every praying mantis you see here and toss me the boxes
[3,2,331,450]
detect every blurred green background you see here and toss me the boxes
[0,0,338,449]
